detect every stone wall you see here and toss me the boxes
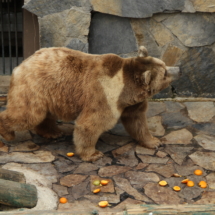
[23,0,215,98]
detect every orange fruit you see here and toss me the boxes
[194,169,203,176]
[159,180,168,186]
[173,186,181,191]
[187,180,195,187]
[181,179,189,184]
[98,201,109,208]
[93,180,100,186]
[93,188,101,194]
[59,197,68,204]
[67,152,74,157]
[199,181,207,188]
[100,180,109,185]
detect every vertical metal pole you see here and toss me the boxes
[7,0,12,74]
[0,0,5,74]
[14,0,18,66]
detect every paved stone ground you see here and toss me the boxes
[0,101,215,213]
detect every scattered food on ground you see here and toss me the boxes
[93,188,101,194]
[194,169,203,176]
[98,201,109,208]
[173,186,181,191]
[59,197,68,204]
[93,180,100,186]
[199,181,207,188]
[159,180,168,186]
[181,179,189,184]
[100,180,109,185]
[66,152,74,157]
[187,181,195,187]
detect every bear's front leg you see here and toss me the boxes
[73,113,107,162]
[121,101,161,149]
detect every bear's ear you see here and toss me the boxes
[138,46,148,57]
[142,70,151,85]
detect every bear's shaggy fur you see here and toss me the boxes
[0,46,178,161]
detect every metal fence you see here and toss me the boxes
[0,0,23,75]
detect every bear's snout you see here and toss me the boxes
[166,67,181,81]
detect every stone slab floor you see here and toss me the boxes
[0,101,215,214]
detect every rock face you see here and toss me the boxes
[130,19,161,58]
[66,38,88,53]
[192,123,215,136]
[162,45,184,66]
[147,116,165,136]
[90,0,185,18]
[194,134,215,150]
[144,182,181,204]
[113,176,151,202]
[0,151,55,163]
[23,0,91,17]
[191,0,215,12]
[137,155,169,164]
[89,13,137,54]
[172,47,215,97]
[98,165,131,177]
[147,102,166,118]
[206,173,215,189]
[194,191,215,204]
[163,13,215,47]
[185,102,215,122]
[39,8,90,51]
[60,174,88,187]
[162,112,193,129]
[165,146,194,165]
[189,151,215,171]
[161,129,193,145]
[145,164,175,178]
[125,171,160,188]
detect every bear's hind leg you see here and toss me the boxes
[0,112,15,141]
[35,113,62,139]
[0,107,47,141]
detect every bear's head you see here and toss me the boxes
[122,46,180,105]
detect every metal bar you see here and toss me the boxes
[7,0,12,74]
[14,0,18,66]
[0,0,5,74]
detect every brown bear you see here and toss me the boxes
[0,46,180,161]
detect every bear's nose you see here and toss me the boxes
[166,67,181,81]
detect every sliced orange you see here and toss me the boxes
[93,188,101,194]
[100,180,109,186]
[181,179,189,184]
[194,169,203,176]
[67,152,74,157]
[173,186,181,191]
[187,180,195,187]
[59,197,68,204]
[98,201,109,208]
[159,180,168,186]
[199,181,207,188]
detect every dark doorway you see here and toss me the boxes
[0,0,24,75]
[0,0,39,75]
